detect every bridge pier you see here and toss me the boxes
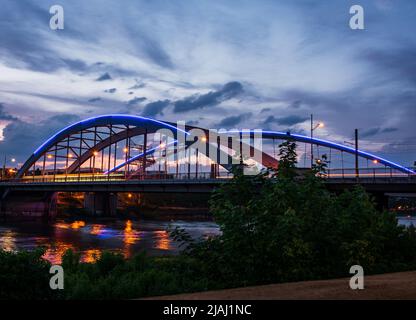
[0,191,57,220]
[84,192,117,216]
[372,192,390,212]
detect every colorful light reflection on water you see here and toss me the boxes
[0,219,220,264]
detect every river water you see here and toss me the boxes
[0,219,220,264]
[0,216,414,264]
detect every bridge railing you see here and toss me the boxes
[326,167,416,181]
[0,167,414,184]
[1,172,234,184]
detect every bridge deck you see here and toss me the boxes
[0,176,414,193]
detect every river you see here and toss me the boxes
[0,216,414,264]
[0,218,220,264]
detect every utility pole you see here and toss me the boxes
[355,129,359,180]
[2,155,6,180]
[310,114,313,168]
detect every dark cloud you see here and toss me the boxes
[61,59,88,72]
[125,29,174,69]
[290,100,302,109]
[0,113,80,161]
[0,103,18,121]
[142,100,171,117]
[128,83,146,90]
[173,81,244,113]
[127,97,147,106]
[104,88,117,93]
[381,127,398,134]
[264,115,308,126]
[361,127,399,138]
[88,97,102,103]
[217,112,252,128]
[96,73,112,81]
[363,47,416,85]
[260,108,271,113]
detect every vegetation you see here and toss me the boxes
[1,140,416,299]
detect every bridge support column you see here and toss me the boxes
[84,192,117,216]
[372,192,390,212]
[0,191,57,220]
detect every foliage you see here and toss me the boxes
[0,248,59,300]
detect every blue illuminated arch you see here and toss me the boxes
[17,114,189,178]
[17,114,415,178]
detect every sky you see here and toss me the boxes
[0,0,415,167]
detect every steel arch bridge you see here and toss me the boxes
[14,114,415,182]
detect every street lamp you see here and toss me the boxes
[310,114,324,167]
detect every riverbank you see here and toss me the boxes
[147,271,416,300]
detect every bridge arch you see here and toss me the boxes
[16,114,415,179]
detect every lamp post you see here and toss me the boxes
[310,114,324,168]
[355,129,359,180]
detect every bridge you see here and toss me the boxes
[0,114,414,218]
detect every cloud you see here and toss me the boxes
[264,115,308,127]
[361,127,399,138]
[104,88,117,93]
[173,82,244,113]
[217,112,252,128]
[128,83,146,90]
[127,96,147,106]
[96,73,112,81]
[0,103,18,121]
[141,100,171,117]
[363,47,416,85]
[0,113,80,160]
[88,97,102,103]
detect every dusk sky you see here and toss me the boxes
[0,0,415,166]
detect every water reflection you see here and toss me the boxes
[154,230,170,250]
[0,219,220,264]
[123,220,140,246]
[0,230,17,252]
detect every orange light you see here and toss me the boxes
[318,122,324,128]
[125,220,132,232]
[71,220,85,229]
[201,136,207,142]
[68,154,73,158]
[128,193,132,198]
[47,154,53,159]
[93,151,99,156]
[123,147,128,153]
[373,159,379,164]
[159,143,166,148]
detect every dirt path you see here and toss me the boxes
[148,271,416,300]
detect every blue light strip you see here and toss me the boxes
[34,114,188,155]
[260,130,415,174]
[23,114,415,177]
